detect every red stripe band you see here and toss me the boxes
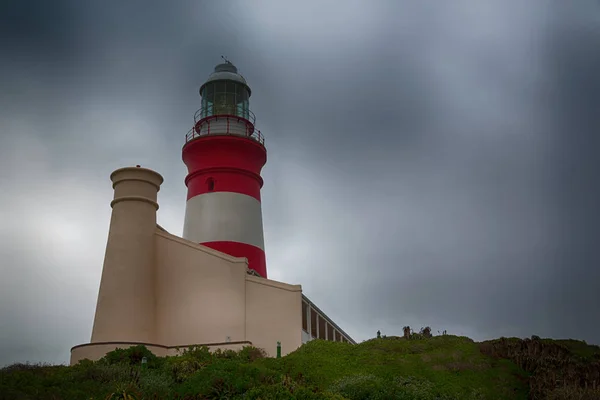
[183,136,267,202]
[185,168,262,201]
[201,241,267,278]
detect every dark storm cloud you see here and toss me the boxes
[1,0,599,366]
[0,0,76,52]
[540,2,600,337]
[254,1,600,344]
[323,2,600,342]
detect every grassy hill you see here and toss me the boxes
[1,334,599,399]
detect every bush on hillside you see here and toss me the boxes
[8,334,599,399]
[99,345,162,369]
[479,336,600,399]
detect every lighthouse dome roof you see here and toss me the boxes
[202,62,249,88]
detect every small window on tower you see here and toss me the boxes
[207,178,215,192]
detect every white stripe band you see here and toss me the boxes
[183,191,265,250]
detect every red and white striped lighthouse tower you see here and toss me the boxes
[182,60,268,278]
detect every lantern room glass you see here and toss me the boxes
[200,81,250,120]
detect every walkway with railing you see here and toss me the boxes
[186,107,265,146]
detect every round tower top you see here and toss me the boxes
[214,62,238,73]
[200,60,251,96]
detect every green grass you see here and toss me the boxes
[267,336,529,399]
[0,336,534,400]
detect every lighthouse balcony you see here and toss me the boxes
[187,108,265,145]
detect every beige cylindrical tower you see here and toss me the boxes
[90,166,163,343]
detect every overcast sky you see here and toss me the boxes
[1,0,599,366]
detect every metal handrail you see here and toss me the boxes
[302,294,356,344]
[185,124,265,146]
[194,106,257,125]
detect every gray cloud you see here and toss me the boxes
[1,0,599,366]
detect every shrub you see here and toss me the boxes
[175,359,280,398]
[177,344,212,362]
[105,382,142,400]
[138,369,174,399]
[168,357,207,383]
[238,346,268,362]
[72,361,134,384]
[100,345,162,369]
[329,374,410,400]
[421,327,432,338]
[211,348,240,360]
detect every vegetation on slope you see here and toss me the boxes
[480,336,600,399]
[1,333,598,399]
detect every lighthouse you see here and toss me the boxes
[182,60,268,278]
[70,60,356,366]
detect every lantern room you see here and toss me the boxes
[197,61,251,120]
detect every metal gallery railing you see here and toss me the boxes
[185,114,265,146]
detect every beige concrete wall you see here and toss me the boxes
[154,231,249,346]
[153,229,303,357]
[91,167,163,344]
[75,166,312,365]
[245,275,303,357]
